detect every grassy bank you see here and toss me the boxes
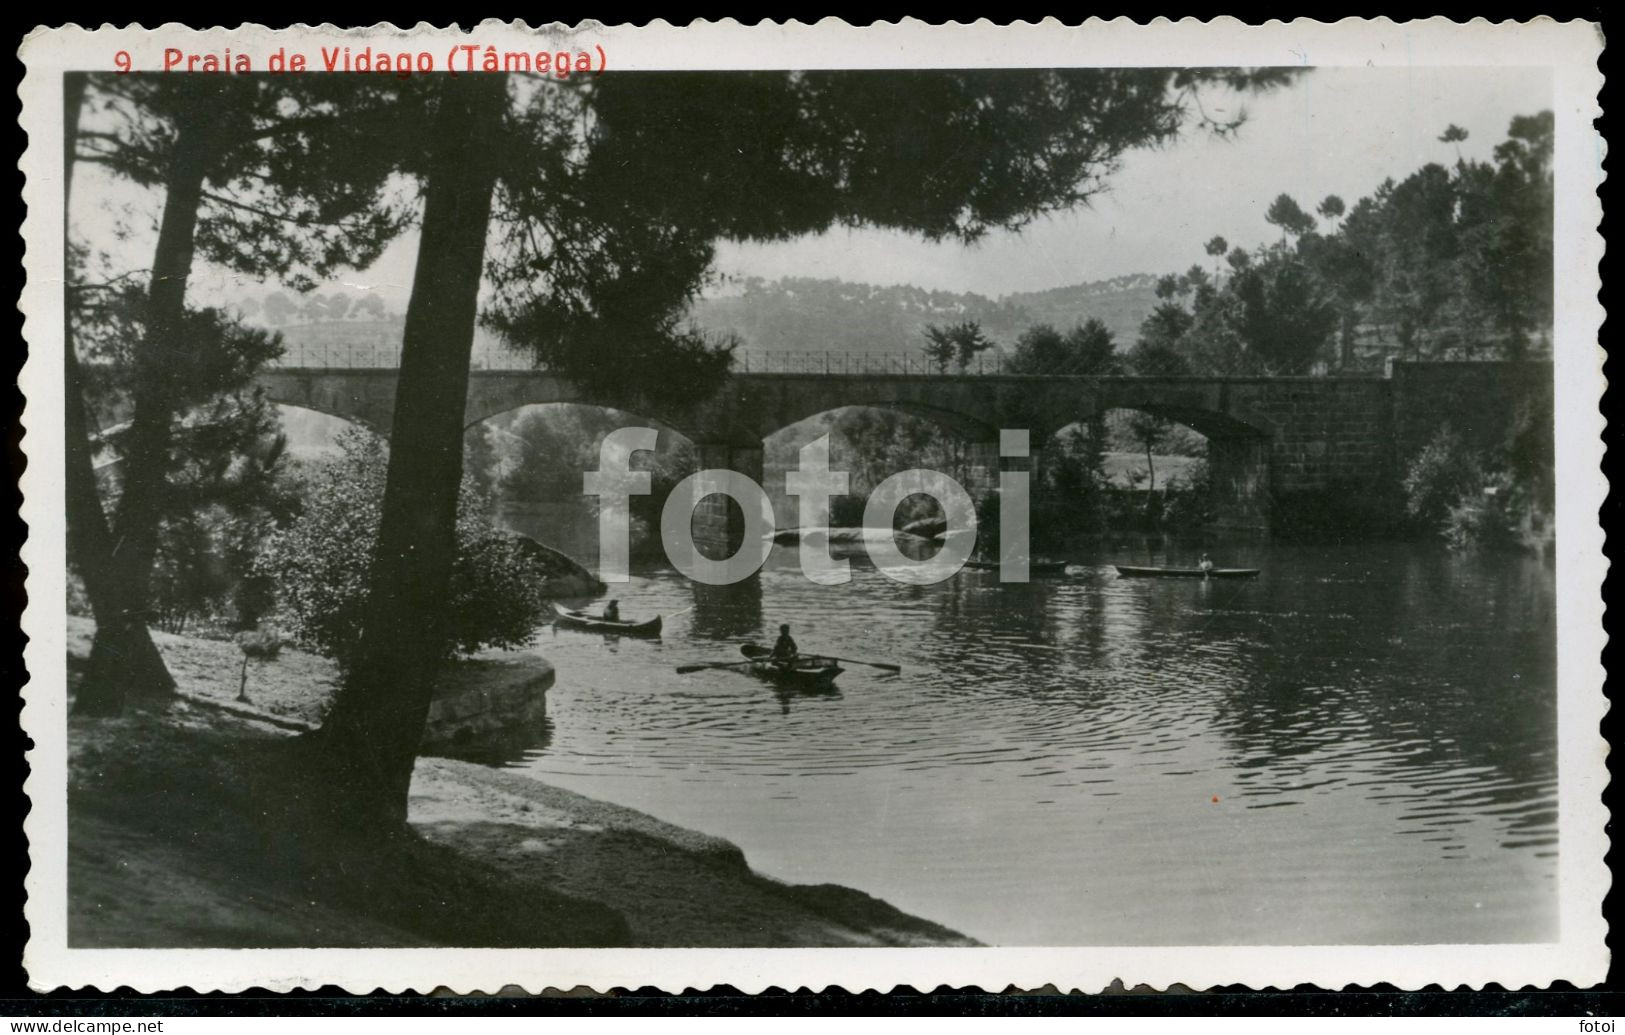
[65,619,974,948]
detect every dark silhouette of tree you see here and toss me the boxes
[1229,258,1339,373]
[61,74,173,712]
[920,323,957,371]
[1135,245,1334,375]
[1468,112,1554,357]
[1006,319,1122,375]
[1122,339,1192,512]
[72,280,293,636]
[1123,411,1171,496]
[314,74,508,829]
[1297,206,1371,369]
[1265,192,1316,242]
[1128,338,1192,377]
[1135,301,1195,360]
[921,320,994,372]
[1141,112,1551,372]
[1044,420,1110,531]
[1203,234,1229,277]
[67,74,426,713]
[1439,123,1470,162]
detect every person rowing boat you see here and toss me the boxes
[770,624,799,667]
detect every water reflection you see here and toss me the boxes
[688,572,763,640]
[771,681,843,716]
[514,539,1557,945]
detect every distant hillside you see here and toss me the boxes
[266,274,1164,363]
[688,274,1160,356]
[999,273,1162,347]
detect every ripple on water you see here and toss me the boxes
[520,541,1557,945]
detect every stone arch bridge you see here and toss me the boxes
[257,359,1550,536]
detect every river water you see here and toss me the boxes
[512,539,1557,946]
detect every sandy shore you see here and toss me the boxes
[64,617,975,948]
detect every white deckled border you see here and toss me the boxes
[17,17,1608,994]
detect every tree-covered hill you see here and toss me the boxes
[997,273,1163,346]
[687,273,1160,356]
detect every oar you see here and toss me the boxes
[741,644,902,674]
[675,659,755,675]
[822,655,902,674]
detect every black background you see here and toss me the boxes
[4,3,1616,1017]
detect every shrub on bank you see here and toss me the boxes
[255,429,551,669]
[1402,422,1553,552]
[1159,460,1213,529]
[1403,425,1485,533]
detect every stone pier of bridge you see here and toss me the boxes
[686,442,766,558]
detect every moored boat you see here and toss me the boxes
[551,603,663,637]
[739,644,844,689]
[1114,564,1260,580]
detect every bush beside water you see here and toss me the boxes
[1401,419,1554,553]
[255,429,554,669]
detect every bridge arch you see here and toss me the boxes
[755,399,999,446]
[466,401,705,564]
[257,369,403,434]
[1017,381,1277,531]
[726,376,1007,446]
[460,372,712,439]
[271,399,385,438]
[467,397,700,441]
[256,362,1474,536]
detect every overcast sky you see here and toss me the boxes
[77,65,1551,309]
[713,66,1552,296]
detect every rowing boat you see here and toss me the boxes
[962,559,1071,575]
[552,604,663,637]
[739,644,844,689]
[1113,565,1260,580]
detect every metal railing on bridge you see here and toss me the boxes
[732,349,1013,375]
[269,341,542,370]
[269,341,1017,376]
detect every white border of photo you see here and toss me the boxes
[17,17,1607,993]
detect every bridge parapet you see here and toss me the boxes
[253,356,1550,535]
[271,342,1030,376]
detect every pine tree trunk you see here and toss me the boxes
[82,91,227,709]
[315,74,508,831]
[1144,442,1157,525]
[63,74,177,714]
[67,343,176,714]
[82,88,232,705]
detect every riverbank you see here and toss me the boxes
[64,618,975,948]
